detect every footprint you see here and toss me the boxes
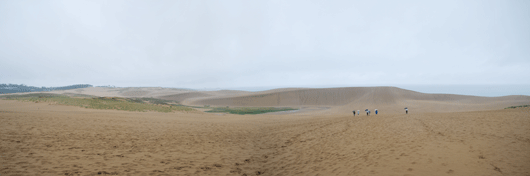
[493,166,502,173]
[229,168,242,174]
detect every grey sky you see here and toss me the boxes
[1,0,529,89]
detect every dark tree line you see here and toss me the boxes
[0,84,93,94]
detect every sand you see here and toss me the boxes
[43,87,195,98]
[1,87,529,175]
[189,87,530,114]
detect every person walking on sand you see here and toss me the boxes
[405,107,408,114]
[375,109,378,115]
[353,110,356,116]
[357,110,360,116]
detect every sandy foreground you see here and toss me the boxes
[1,99,529,176]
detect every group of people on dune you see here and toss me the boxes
[352,107,408,116]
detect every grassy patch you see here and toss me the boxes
[205,107,297,115]
[505,105,530,109]
[170,104,207,109]
[125,97,173,105]
[0,94,195,113]
[0,93,61,99]
[62,93,97,98]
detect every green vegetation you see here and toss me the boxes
[0,83,92,93]
[0,93,63,99]
[126,97,173,105]
[505,105,530,109]
[0,93,299,115]
[0,93,195,113]
[62,93,97,98]
[171,104,208,109]
[205,107,297,115]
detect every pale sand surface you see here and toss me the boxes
[9,87,530,115]
[187,87,530,115]
[48,87,195,98]
[1,98,529,176]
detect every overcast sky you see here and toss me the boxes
[1,0,529,89]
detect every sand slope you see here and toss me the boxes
[45,87,195,98]
[1,100,529,175]
[158,92,213,103]
[12,86,528,115]
[1,87,529,175]
[188,87,530,114]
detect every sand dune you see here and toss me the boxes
[45,87,194,98]
[1,100,529,175]
[158,92,213,103]
[188,87,530,114]
[1,87,529,175]
[19,86,529,115]
[157,90,253,105]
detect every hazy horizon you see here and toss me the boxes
[3,82,530,97]
[180,84,530,97]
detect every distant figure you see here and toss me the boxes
[375,109,378,115]
[357,110,360,116]
[353,110,356,116]
[405,107,408,114]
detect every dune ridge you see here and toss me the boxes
[7,86,528,114]
[186,87,530,114]
[1,86,529,175]
[1,100,529,175]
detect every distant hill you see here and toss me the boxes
[0,84,92,94]
[186,86,530,114]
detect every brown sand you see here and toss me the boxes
[189,87,530,115]
[1,87,530,175]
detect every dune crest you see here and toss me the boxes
[186,87,530,114]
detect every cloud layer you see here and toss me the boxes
[1,0,529,88]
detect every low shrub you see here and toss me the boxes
[505,105,530,109]
[1,94,195,113]
[205,107,297,115]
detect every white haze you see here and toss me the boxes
[1,0,529,89]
